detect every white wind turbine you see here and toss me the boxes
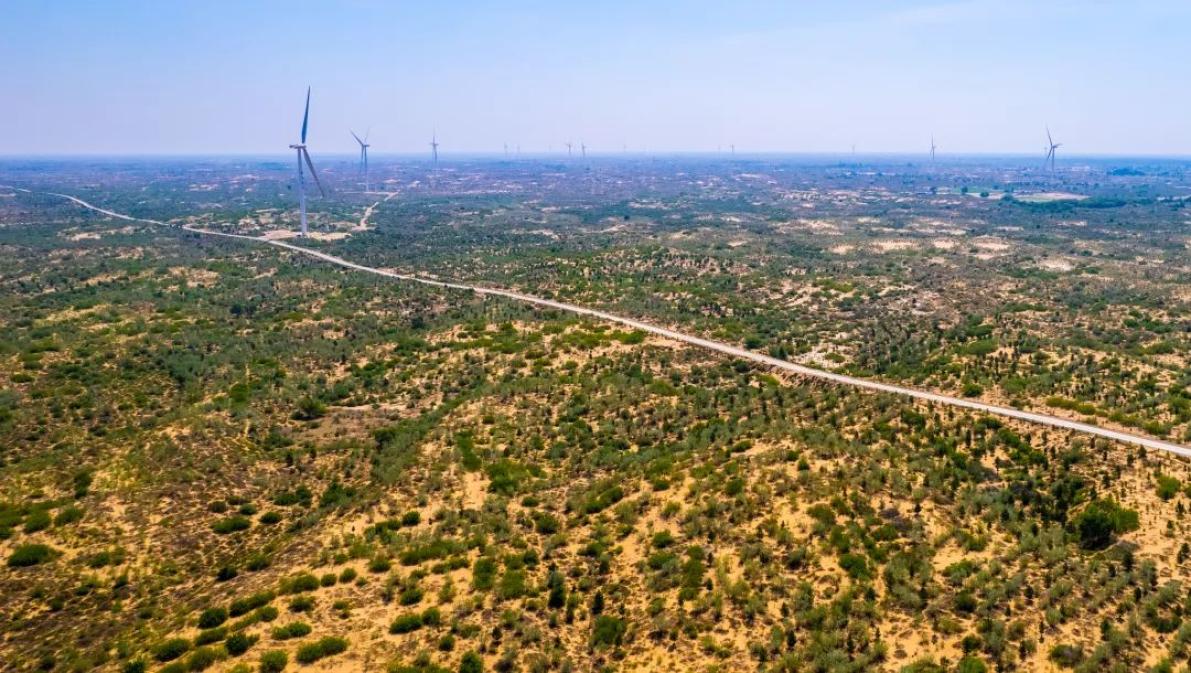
[350,129,370,192]
[289,87,325,237]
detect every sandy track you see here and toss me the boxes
[34,189,1191,459]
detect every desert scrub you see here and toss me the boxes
[152,638,190,662]
[7,543,58,567]
[271,622,312,640]
[211,515,251,534]
[184,646,220,671]
[197,607,228,629]
[294,636,347,664]
[228,591,274,616]
[259,650,287,673]
[224,632,258,656]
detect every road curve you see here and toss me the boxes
[37,189,1191,460]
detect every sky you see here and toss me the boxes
[1,0,1189,157]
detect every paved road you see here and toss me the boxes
[36,189,1191,459]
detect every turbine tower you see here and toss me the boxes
[565,142,573,158]
[580,142,587,159]
[1044,126,1061,171]
[930,135,938,163]
[351,129,370,192]
[430,132,439,164]
[289,87,325,238]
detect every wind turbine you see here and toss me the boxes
[1044,126,1061,171]
[564,142,573,158]
[930,135,938,164]
[350,129,370,192]
[580,142,587,159]
[289,87,325,237]
[430,131,439,164]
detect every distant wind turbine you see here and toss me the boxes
[580,142,587,159]
[430,131,440,164]
[350,129,370,192]
[565,142,573,158]
[930,135,938,164]
[289,87,325,238]
[1044,126,1061,171]
[730,144,736,156]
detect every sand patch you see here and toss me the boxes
[872,240,915,253]
[261,229,351,241]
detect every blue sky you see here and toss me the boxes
[2,0,1188,156]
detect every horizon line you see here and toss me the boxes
[3,151,1191,161]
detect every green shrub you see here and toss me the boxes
[259,650,288,673]
[398,584,424,606]
[533,512,559,534]
[591,615,626,647]
[197,607,228,629]
[7,543,57,567]
[278,571,316,593]
[212,515,251,534]
[458,651,483,673]
[121,661,146,673]
[54,505,84,526]
[271,622,311,640]
[1074,499,1139,550]
[1049,643,1084,668]
[339,567,357,583]
[195,628,227,646]
[390,612,424,634]
[294,636,348,664]
[401,510,421,526]
[229,591,274,617]
[253,605,280,623]
[422,607,442,626]
[185,646,219,671]
[956,655,988,673]
[152,638,191,662]
[288,595,315,612]
[651,531,675,548]
[472,557,497,591]
[23,508,51,533]
[225,632,259,656]
[245,553,271,571]
[1157,474,1182,501]
[259,511,282,525]
[498,569,526,599]
[293,397,327,421]
[838,552,870,580]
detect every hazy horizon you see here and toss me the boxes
[3,0,1190,156]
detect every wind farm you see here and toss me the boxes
[3,3,1191,673]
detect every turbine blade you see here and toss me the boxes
[303,149,325,197]
[351,130,364,146]
[301,87,311,144]
[1046,126,1052,146]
